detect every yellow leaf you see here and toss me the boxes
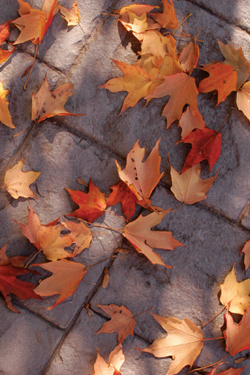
[59,0,80,26]
[0,81,14,128]
[4,159,41,199]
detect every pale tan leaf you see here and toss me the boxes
[59,1,80,26]
[61,220,92,256]
[0,81,14,128]
[179,107,205,139]
[236,81,250,121]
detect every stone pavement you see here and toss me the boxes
[1,0,250,374]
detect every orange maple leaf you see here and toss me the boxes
[66,178,107,222]
[33,260,87,310]
[240,239,250,271]
[142,313,203,375]
[224,307,250,356]
[16,204,74,261]
[116,139,163,204]
[198,62,237,105]
[0,21,15,66]
[178,107,205,139]
[0,243,29,268]
[96,304,136,344]
[209,365,246,375]
[93,345,125,375]
[117,4,158,35]
[123,210,183,267]
[13,0,59,45]
[151,0,178,29]
[107,181,138,221]
[31,75,85,123]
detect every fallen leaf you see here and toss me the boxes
[151,0,178,29]
[66,178,107,222]
[100,59,161,115]
[239,239,250,271]
[97,304,136,343]
[0,80,14,128]
[179,127,221,173]
[179,39,199,74]
[146,72,198,128]
[61,220,92,256]
[116,139,163,204]
[107,181,138,221]
[13,0,59,45]
[16,204,74,261]
[118,4,157,34]
[224,307,250,356]
[4,159,41,199]
[236,81,250,122]
[33,259,86,309]
[31,75,84,123]
[198,62,237,105]
[0,243,29,268]
[220,263,250,315]
[142,313,203,375]
[218,40,250,90]
[93,344,125,375]
[0,21,11,45]
[169,158,219,204]
[178,107,205,139]
[0,48,15,65]
[123,210,183,267]
[102,268,109,288]
[59,0,80,26]
[0,264,42,313]
[209,366,246,375]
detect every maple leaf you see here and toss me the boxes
[93,345,125,375]
[146,72,199,128]
[61,220,92,256]
[223,307,250,356]
[0,264,42,313]
[117,4,158,35]
[151,0,178,29]
[0,243,29,268]
[218,40,250,90]
[198,62,237,105]
[16,204,74,261]
[0,80,14,128]
[179,127,222,173]
[220,264,250,315]
[96,304,136,344]
[107,181,138,221]
[13,0,59,45]
[123,210,183,267]
[239,239,250,271]
[169,158,219,205]
[142,313,203,375]
[0,21,11,45]
[31,75,85,123]
[4,159,41,199]
[59,1,80,26]
[179,39,199,75]
[66,178,107,222]
[209,365,246,375]
[33,260,87,310]
[178,107,205,139]
[115,139,163,204]
[236,81,250,122]
[100,59,161,115]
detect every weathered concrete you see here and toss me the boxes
[0,1,250,374]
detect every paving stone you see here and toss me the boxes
[61,0,250,224]
[184,0,250,32]
[45,308,169,375]
[0,124,125,328]
[90,185,250,373]
[0,303,63,375]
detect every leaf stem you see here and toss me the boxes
[80,219,124,233]
[24,249,41,268]
[133,307,155,319]
[86,254,116,270]
[203,336,224,341]
[103,209,128,222]
[173,13,192,36]
[23,44,38,90]
[201,305,226,328]
[188,354,229,373]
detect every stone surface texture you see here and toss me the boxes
[0,1,250,375]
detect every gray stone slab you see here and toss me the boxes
[45,308,169,375]
[60,0,250,224]
[0,303,63,375]
[0,124,124,328]
[183,0,250,32]
[89,185,250,372]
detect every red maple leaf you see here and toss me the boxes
[107,181,138,220]
[66,178,107,222]
[0,264,42,313]
[179,127,221,173]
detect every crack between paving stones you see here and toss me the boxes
[183,0,250,34]
[40,242,122,375]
